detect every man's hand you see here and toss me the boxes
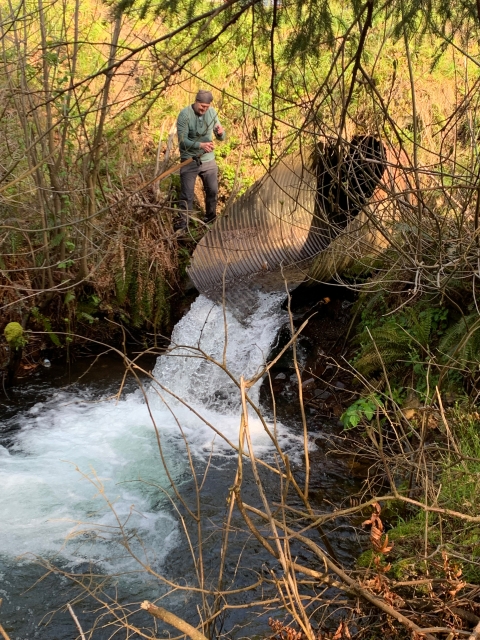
[214,124,224,136]
[200,141,214,153]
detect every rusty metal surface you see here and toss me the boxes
[188,153,330,303]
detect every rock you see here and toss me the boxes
[302,378,316,390]
[275,372,286,380]
[314,389,331,400]
[332,404,343,417]
[334,380,345,389]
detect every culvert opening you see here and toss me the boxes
[311,135,387,237]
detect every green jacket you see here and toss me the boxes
[177,105,226,163]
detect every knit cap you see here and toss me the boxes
[195,90,213,104]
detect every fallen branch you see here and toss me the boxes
[243,503,437,640]
[140,601,208,640]
[417,628,471,636]
[280,493,480,527]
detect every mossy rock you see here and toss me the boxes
[357,549,376,568]
[388,558,418,581]
[4,322,27,349]
[356,549,389,569]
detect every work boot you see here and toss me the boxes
[174,211,188,232]
[204,214,216,225]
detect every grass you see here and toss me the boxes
[373,409,480,585]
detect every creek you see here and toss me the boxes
[0,291,361,639]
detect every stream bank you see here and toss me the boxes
[0,254,198,389]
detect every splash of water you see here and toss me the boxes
[0,293,289,566]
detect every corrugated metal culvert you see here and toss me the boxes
[188,136,412,310]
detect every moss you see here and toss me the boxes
[4,322,27,349]
[388,558,418,581]
[388,515,424,541]
[357,549,375,568]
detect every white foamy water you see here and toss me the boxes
[0,293,289,569]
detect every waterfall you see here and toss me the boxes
[0,293,289,567]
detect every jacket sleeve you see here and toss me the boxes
[177,110,200,152]
[213,111,226,141]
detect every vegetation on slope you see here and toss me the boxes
[2,0,480,636]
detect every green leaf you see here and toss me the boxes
[78,311,95,324]
[51,232,65,247]
[64,291,75,305]
[58,259,74,269]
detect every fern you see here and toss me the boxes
[439,312,480,372]
[358,289,387,325]
[153,271,169,331]
[115,252,134,305]
[354,306,438,378]
[355,324,411,376]
[403,307,434,349]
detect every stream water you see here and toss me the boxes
[1,290,365,639]
[0,292,316,639]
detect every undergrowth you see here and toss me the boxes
[380,409,480,584]
[343,280,480,602]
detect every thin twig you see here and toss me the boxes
[67,604,86,640]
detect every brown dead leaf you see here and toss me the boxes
[362,502,381,527]
[333,621,351,640]
[448,581,466,598]
[375,533,394,554]
[364,575,383,592]
[374,555,392,573]
[363,503,393,554]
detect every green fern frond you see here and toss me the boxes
[404,307,434,348]
[439,312,480,372]
[355,345,409,376]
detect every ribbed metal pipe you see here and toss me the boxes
[188,153,324,305]
[308,145,413,283]
[188,139,410,309]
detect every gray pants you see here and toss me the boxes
[178,159,218,228]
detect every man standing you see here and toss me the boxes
[176,89,226,230]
